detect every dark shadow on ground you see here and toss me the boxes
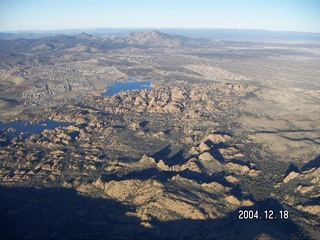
[0,187,310,239]
[301,155,320,171]
[102,167,233,187]
[286,163,301,174]
[152,145,171,162]
[139,120,148,128]
[205,140,226,163]
[166,149,186,166]
[305,196,320,206]
[152,145,188,167]
[0,186,144,239]
[120,168,177,182]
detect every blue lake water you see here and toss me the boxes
[103,79,152,96]
[0,120,71,139]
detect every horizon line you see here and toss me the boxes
[1,27,320,35]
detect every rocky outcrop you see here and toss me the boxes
[296,204,320,216]
[283,171,300,183]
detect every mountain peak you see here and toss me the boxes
[142,29,164,35]
[76,32,95,39]
[125,30,182,47]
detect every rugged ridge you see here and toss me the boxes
[124,30,183,47]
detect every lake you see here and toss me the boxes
[0,120,71,139]
[103,79,152,96]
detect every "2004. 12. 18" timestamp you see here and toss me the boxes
[238,210,289,220]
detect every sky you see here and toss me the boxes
[0,0,319,33]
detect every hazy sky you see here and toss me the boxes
[0,0,319,32]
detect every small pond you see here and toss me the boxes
[0,120,71,139]
[103,79,152,96]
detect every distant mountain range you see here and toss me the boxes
[1,29,320,54]
[0,30,215,53]
[1,28,320,41]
